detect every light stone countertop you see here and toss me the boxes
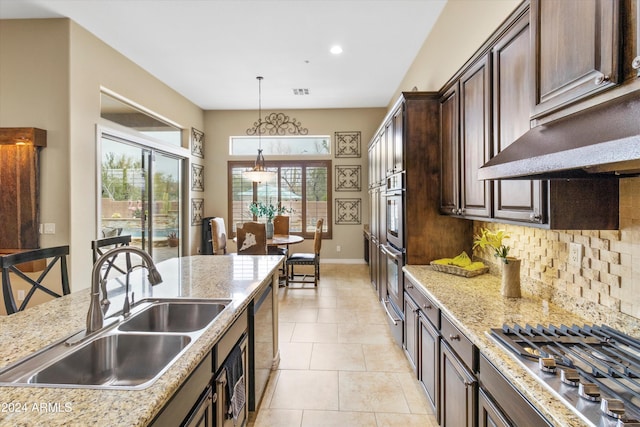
[0,255,282,427]
[403,265,599,427]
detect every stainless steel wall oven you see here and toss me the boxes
[385,172,404,250]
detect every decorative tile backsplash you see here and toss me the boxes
[473,177,640,334]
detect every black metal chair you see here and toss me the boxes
[91,235,132,282]
[286,219,323,287]
[1,246,70,315]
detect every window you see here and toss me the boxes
[229,136,330,156]
[228,160,332,239]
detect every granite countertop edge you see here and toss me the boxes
[403,264,592,427]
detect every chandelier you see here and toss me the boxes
[244,76,276,183]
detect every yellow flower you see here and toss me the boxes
[473,228,511,263]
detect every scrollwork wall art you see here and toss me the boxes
[335,131,361,158]
[335,198,361,225]
[191,164,204,192]
[191,198,204,226]
[191,128,204,158]
[335,165,361,192]
[246,112,309,136]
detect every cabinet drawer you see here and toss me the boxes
[441,314,476,371]
[404,277,439,328]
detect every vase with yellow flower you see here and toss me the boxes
[473,228,521,297]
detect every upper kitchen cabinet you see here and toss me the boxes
[492,8,545,223]
[439,55,492,220]
[530,0,621,119]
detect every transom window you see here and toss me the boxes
[228,160,332,239]
[229,136,330,156]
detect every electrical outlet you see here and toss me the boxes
[43,223,56,234]
[17,290,25,301]
[197,247,201,254]
[568,242,583,267]
[336,245,341,252]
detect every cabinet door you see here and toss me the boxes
[440,342,477,427]
[392,106,404,173]
[478,389,510,427]
[531,0,621,118]
[460,54,492,218]
[419,313,439,418]
[492,9,546,223]
[384,120,394,177]
[403,292,419,373]
[439,84,459,215]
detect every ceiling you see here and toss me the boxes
[0,0,447,110]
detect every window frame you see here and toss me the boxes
[228,160,332,239]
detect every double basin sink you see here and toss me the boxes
[0,298,231,389]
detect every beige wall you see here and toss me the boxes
[391,0,521,100]
[0,19,204,290]
[204,108,385,260]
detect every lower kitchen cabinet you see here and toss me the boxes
[419,312,440,418]
[403,291,419,373]
[479,388,510,427]
[440,342,477,427]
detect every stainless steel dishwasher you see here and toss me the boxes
[248,283,273,412]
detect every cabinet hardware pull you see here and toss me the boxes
[449,334,460,341]
[529,212,542,222]
[451,208,457,214]
[406,284,413,289]
[212,392,217,403]
[632,56,640,70]
[423,304,432,310]
[464,380,475,388]
[458,208,464,215]
[594,73,610,85]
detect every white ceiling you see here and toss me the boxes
[0,0,447,110]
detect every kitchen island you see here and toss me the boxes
[404,265,595,427]
[0,254,282,426]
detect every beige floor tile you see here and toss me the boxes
[301,410,377,426]
[375,412,439,427]
[291,323,338,343]
[279,307,319,323]
[251,408,303,427]
[338,371,410,413]
[309,343,366,371]
[355,306,388,325]
[362,343,413,373]
[317,308,354,324]
[269,370,339,410]
[279,322,295,343]
[301,295,337,308]
[279,342,313,370]
[338,322,393,344]
[396,372,432,414]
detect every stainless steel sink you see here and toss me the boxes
[0,298,231,389]
[29,333,191,388]
[119,299,230,333]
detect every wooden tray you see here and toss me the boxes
[430,262,488,278]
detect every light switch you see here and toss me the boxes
[43,223,56,234]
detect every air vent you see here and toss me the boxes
[293,88,310,95]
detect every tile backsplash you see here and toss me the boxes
[473,177,640,335]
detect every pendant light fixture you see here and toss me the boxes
[244,76,275,183]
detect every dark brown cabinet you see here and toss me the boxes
[419,312,440,419]
[530,0,621,118]
[403,292,419,373]
[459,54,492,218]
[439,84,460,216]
[492,9,545,224]
[478,389,510,427]
[440,342,477,427]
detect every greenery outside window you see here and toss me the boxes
[228,160,332,239]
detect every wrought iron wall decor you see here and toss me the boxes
[335,131,361,158]
[191,198,204,226]
[191,128,204,158]
[335,198,361,225]
[191,164,204,192]
[246,112,309,136]
[335,165,361,192]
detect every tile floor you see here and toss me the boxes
[249,264,439,427]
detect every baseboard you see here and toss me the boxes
[321,258,367,264]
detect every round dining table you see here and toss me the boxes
[268,234,304,248]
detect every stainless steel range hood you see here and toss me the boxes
[478,91,640,180]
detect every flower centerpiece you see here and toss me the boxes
[472,228,511,263]
[167,232,179,247]
[473,228,521,298]
[248,202,293,238]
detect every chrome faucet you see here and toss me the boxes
[87,246,163,333]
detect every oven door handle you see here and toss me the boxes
[381,245,403,261]
[382,298,401,325]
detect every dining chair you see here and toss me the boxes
[286,219,323,287]
[1,246,71,315]
[268,216,289,274]
[91,235,133,283]
[210,217,228,255]
[236,222,267,255]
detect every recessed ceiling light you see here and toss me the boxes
[330,45,343,55]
